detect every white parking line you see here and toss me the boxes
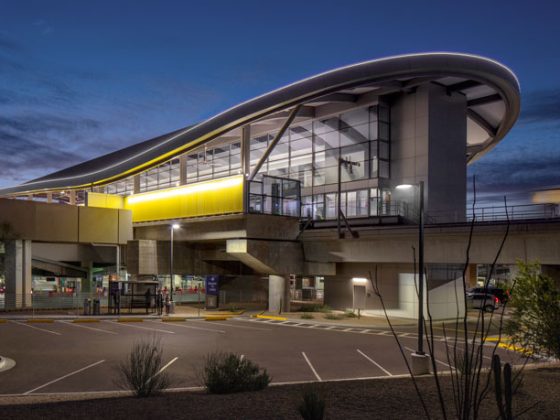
[13,321,62,336]
[404,346,455,370]
[155,357,178,377]
[357,349,393,376]
[60,321,118,335]
[191,319,270,331]
[454,344,492,361]
[302,352,322,382]
[23,360,105,395]
[109,321,175,334]
[146,320,225,334]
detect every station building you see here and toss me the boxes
[1,52,559,318]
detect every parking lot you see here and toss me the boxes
[0,316,524,396]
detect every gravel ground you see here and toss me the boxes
[0,366,558,419]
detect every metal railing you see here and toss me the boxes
[423,203,560,224]
[218,289,267,305]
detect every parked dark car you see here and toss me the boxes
[466,292,500,312]
[467,287,509,304]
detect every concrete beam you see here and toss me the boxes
[226,239,303,275]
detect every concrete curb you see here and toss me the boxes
[204,316,229,321]
[162,317,187,322]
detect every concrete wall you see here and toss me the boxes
[324,262,466,320]
[0,198,132,244]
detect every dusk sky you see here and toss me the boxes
[1,0,559,204]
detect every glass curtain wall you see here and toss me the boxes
[93,103,391,223]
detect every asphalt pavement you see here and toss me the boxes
[0,316,524,396]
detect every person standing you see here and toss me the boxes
[144,288,151,314]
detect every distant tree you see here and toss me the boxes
[506,261,560,359]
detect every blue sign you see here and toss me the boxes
[205,275,219,296]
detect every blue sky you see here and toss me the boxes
[1,0,559,204]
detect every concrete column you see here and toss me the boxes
[4,240,32,309]
[81,260,94,293]
[241,125,251,213]
[69,190,76,205]
[133,175,141,194]
[268,274,290,313]
[179,155,187,186]
[241,125,251,178]
[468,264,478,288]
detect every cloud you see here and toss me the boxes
[519,89,560,125]
[32,20,54,36]
[469,152,560,196]
[0,33,24,52]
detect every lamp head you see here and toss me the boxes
[171,223,180,229]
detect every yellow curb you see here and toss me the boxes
[0,319,7,324]
[72,319,100,323]
[117,318,143,323]
[162,317,187,322]
[255,314,288,321]
[205,316,228,321]
[251,310,266,318]
[27,319,54,323]
[206,311,244,316]
[498,342,533,355]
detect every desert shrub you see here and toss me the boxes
[323,313,343,320]
[201,352,270,394]
[506,260,560,358]
[115,337,170,397]
[301,313,314,320]
[298,387,325,420]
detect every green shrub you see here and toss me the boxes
[324,313,343,320]
[298,387,325,420]
[345,311,358,318]
[300,304,331,313]
[201,352,270,394]
[506,261,560,359]
[301,313,314,320]
[115,337,170,397]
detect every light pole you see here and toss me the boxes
[170,223,180,310]
[396,181,429,375]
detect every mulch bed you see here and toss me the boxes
[1,367,558,419]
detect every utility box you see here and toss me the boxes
[205,295,218,309]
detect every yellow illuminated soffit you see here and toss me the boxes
[125,175,244,205]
